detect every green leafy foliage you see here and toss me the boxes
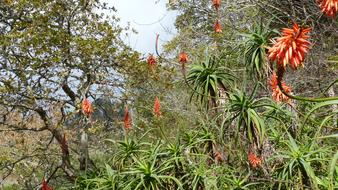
[225,87,273,146]
[242,21,276,79]
[274,133,330,189]
[75,127,264,190]
[187,54,235,109]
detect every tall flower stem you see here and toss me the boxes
[158,121,169,142]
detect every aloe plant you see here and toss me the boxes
[181,159,215,190]
[123,144,182,190]
[187,54,235,109]
[316,151,338,190]
[274,133,330,189]
[225,87,274,147]
[108,138,146,169]
[79,164,120,190]
[242,20,275,79]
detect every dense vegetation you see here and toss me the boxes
[0,0,337,189]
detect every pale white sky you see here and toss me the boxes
[103,0,177,54]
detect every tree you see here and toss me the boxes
[0,0,138,186]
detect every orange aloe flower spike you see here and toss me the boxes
[124,106,132,130]
[154,97,161,117]
[214,151,223,163]
[179,52,188,73]
[178,52,188,64]
[268,23,311,70]
[82,98,93,117]
[318,0,338,17]
[269,72,292,103]
[214,20,222,33]
[248,151,262,168]
[147,54,157,67]
[212,0,221,10]
[42,178,53,190]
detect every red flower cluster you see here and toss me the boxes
[269,73,292,102]
[82,98,93,117]
[179,52,188,64]
[213,0,221,10]
[248,151,262,168]
[212,0,222,33]
[124,106,132,130]
[268,23,311,70]
[179,52,188,73]
[318,0,338,17]
[147,54,157,67]
[154,97,161,117]
[214,151,223,163]
[214,20,222,33]
[42,178,53,190]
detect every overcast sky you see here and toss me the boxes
[103,0,177,54]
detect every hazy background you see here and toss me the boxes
[103,0,177,54]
